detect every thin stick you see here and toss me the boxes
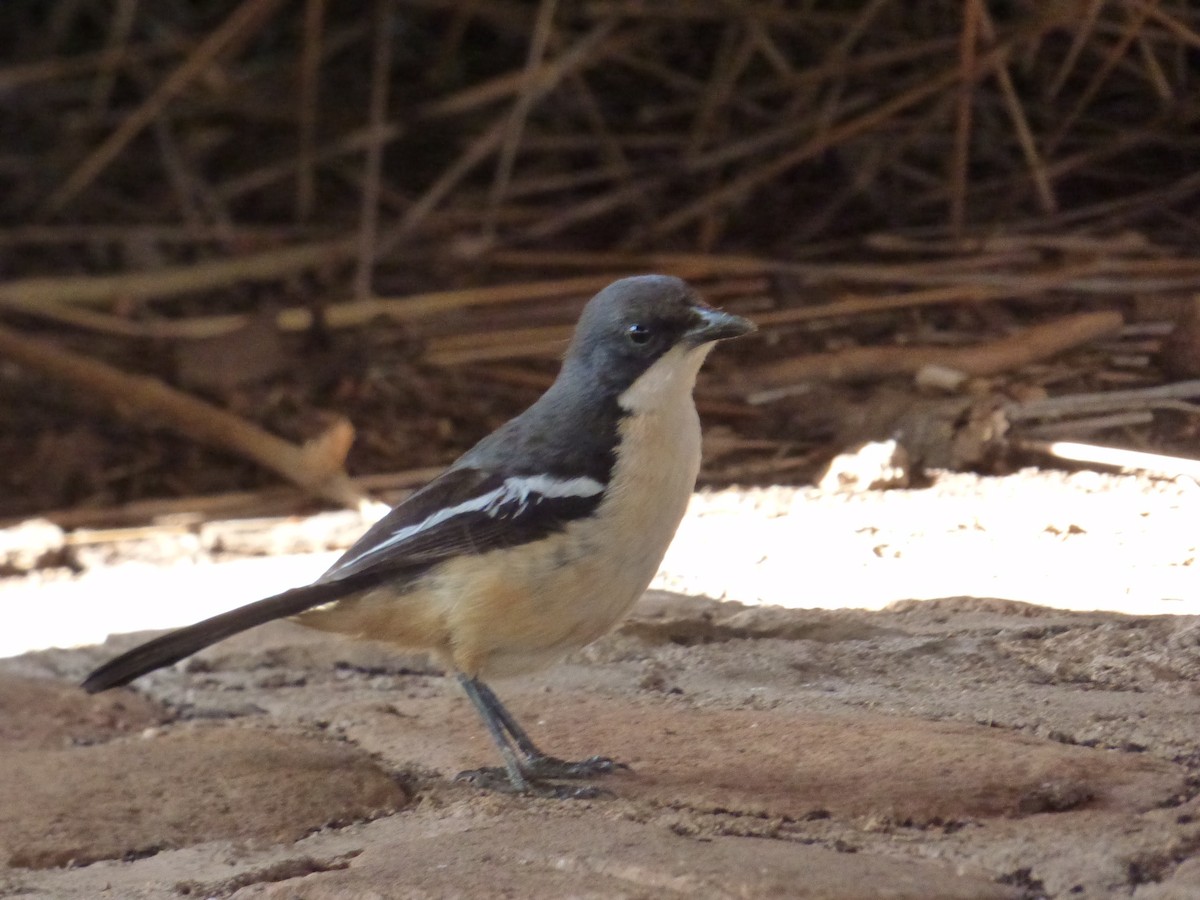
[150,113,206,230]
[745,17,793,78]
[1024,411,1155,438]
[90,0,139,115]
[691,24,756,251]
[383,116,508,252]
[0,238,355,310]
[1046,0,1105,99]
[750,264,1101,328]
[1137,0,1200,51]
[1044,0,1157,156]
[565,72,636,192]
[649,45,1011,239]
[483,0,559,243]
[862,232,1155,256]
[748,311,1123,386]
[1135,30,1173,100]
[1017,439,1200,481]
[973,0,1057,213]
[951,0,979,235]
[687,23,751,159]
[1007,379,1200,421]
[494,161,624,199]
[354,0,394,298]
[296,0,327,222]
[430,0,482,81]
[221,123,404,202]
[0,224,329,247]
[0,38,183,92]
[682,118,808,175]
[428,336,570,365]
[41,0,289,215]
[420,20,630,120]
[0,273,617,339]
[3,467,445,532]
[432,323,574,352]
[0,324,368,509]
[376,22,621,255]
[515,176,664,243]
[807,0,892,137]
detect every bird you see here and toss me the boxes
[83,274,755,794]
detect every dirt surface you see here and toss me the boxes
[2,582,1199,898]
[3,472,1200,898]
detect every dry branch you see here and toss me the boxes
[0,273,620,339]
[973,2,1056,214]
[0,239,355,310]
[9,0,1199,252]
[1017,439,1200,481]
[4,0,1200,518]
[376,21,627,256]
[41,0,290,215]
[650,43,1013,239]
[1,467,444,532]
[353,0,396,298]
[296,0,327,222]
[0,324,368,509]
[748,311,1124,387]
[1007,380,1200,422]
[483,0,559,241]
[1022,411,1155,439]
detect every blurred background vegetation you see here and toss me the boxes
[1,0,1199,520]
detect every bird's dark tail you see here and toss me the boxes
[82,572,379,693]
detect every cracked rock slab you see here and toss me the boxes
[449,697,1186,822]
[3,589,1199,898]
[226,810,1020,900]
[0,673,167,749]
[0,721,408,869]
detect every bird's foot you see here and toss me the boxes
[520,754,629,780]
[454,765,611,799]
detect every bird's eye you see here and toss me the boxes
[626,323,652,345]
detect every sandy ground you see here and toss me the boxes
[2,470,1200,898]
[4,468,1198,658]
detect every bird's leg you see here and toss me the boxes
[472,679,627,780]
[455,673,530,792]
[454,675,624,794]
[470,678,546,759]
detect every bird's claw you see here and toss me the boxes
[521,754,629,780]
[454,755,625,798]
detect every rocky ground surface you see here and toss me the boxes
[2,471,1200,898]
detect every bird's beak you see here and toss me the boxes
[685,306,757,345]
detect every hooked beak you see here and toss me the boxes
[685,306,757,345]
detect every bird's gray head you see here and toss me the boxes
[462,275,754,480]
[562,275,755,392]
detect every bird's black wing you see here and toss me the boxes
[83,465,605,693]
[319,465,605,582]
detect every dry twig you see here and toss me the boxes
[0,324,368,509]
[41,0,290,215]
[1017,439,1200,481]
[748,311,1123,388]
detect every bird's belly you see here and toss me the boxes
[295,508,682,679]
[449,403,703,677]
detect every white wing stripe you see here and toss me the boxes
[340,474,604,568]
